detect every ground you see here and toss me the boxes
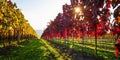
[0,39,118,60]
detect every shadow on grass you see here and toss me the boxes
[0,39,57,60]
[47,40,104,60]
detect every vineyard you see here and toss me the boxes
[41,0,120,60]
[0,0,120,60]
[0,0,38,47]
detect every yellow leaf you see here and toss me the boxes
[0,25,2,29]
[0,12,3,19]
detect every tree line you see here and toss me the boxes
[0,0,38,47]
[41,0,120,41]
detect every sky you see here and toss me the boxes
[11,0,70,30]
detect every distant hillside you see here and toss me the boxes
[35,30,43,38]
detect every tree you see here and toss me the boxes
[0,0,38,47]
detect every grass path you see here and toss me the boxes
[52,40,117,60]
[41,39,71,60]
[0,39,69,60]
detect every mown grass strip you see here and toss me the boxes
[41,39,66,60]
[0,39,61,60]
[52,39,117,60]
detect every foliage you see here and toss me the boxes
[41,0,120,40]
[0,0,38,47]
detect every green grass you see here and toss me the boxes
[41,39,66,60]
[0,39,64,60]
[0,38,117,60]
[52,39,118,60]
